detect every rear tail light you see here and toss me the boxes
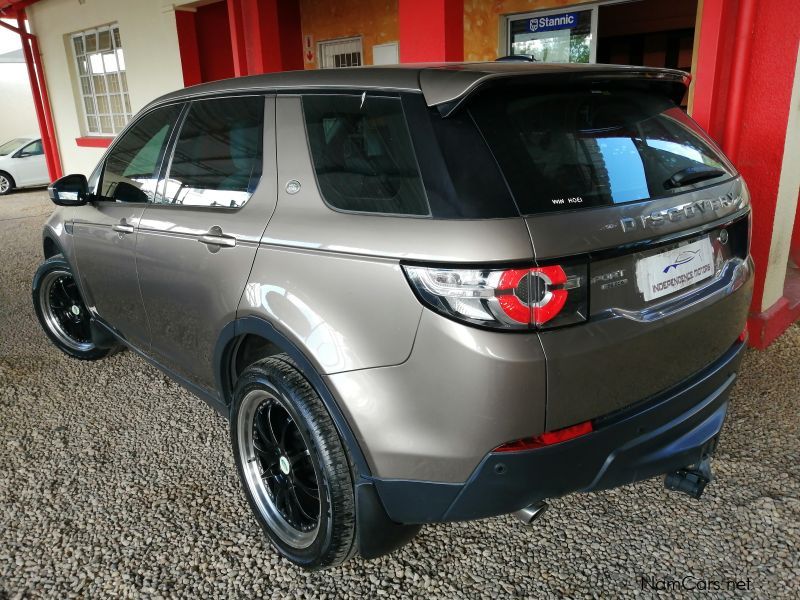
[493,421,594,452]
[403,262,587,330]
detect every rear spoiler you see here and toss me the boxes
[420,65,691,117]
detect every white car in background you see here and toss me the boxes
[0,136,49,195]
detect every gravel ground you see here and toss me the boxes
[1,190,798,599]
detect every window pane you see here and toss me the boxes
[113,27,122,48]
[99,116,113,134]
[98,29,111,52]
[510,10,593,63]
[109,94,123,114]
[302,94,429,215]
[92,74,107,94]
[87,116,98,133]
[83,96,96,116]
[470,88,734,214]
[100,104,181,202]
[73,36,84,56]
[22,140,44,156]
[160,96,264,208]
[85,32,97,53]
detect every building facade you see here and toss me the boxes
[0,45,38,139]
[1,0,798,346]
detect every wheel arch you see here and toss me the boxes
[214,315,373,479]
[0,170,15,189]
[43,234,60,259]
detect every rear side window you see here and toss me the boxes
[470,88,735,215]
[159,96,264,208]
[302,94,429,216]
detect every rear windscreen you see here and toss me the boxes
[469,88,735,215]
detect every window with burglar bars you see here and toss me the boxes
[71,25,132,136]
[318,37,363,69]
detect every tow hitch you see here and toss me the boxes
[664,456,713,499]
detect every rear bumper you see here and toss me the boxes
[373,338,745,524]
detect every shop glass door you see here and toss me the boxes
[507,6,597,63]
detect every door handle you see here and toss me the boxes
[199,230,237,248]
[112,223,135,234]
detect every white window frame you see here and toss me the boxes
[317,36,363,69]
[70,24,132,136]
[504,4,600,64]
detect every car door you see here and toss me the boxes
[72,102,184,349]
[135,94,277,393]
[12,139,48,186]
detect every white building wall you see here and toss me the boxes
[27,0,184,176]
[0,63,38,140]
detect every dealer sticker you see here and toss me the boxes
[635,237,715,302]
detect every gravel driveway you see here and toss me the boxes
[1,190,798,598]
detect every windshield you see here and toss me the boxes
[0,138,29,156]
[469,88,735,215]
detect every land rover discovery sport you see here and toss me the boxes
[34,63,753,569]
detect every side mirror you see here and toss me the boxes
[48,174,89,206]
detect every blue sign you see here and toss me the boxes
[527,12,580,34]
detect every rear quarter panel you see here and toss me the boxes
[238,95,536,375]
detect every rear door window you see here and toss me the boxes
[159,96,264,208]
[470,88,735,215]
[302,94,429,216]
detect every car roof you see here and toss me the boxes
[148,62,689,116]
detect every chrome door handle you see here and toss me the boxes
[112,224,134,234]
[199,233,237,248]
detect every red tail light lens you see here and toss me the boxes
[403,262,587,330]
[493,421,594,452]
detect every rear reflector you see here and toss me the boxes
[738,325,748,343]
[493,421,593,452]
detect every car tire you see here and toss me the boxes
[32,255,114,360]
[0,171,14,195]
[230,355,357,570]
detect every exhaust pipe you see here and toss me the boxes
[513,501,548,525]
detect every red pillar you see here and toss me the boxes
[226,0,302,76]
[792,192,800,267]
[399,0,463,63]
[175,10,201,87]
[692,0,800,347]
[10,12,62,181]
[227,0,247,77]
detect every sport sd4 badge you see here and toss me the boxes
[619,192,743,233]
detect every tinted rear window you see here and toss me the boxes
[470,88,735,215]
[302,94,429,216]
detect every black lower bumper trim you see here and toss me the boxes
[373,340,745,524]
